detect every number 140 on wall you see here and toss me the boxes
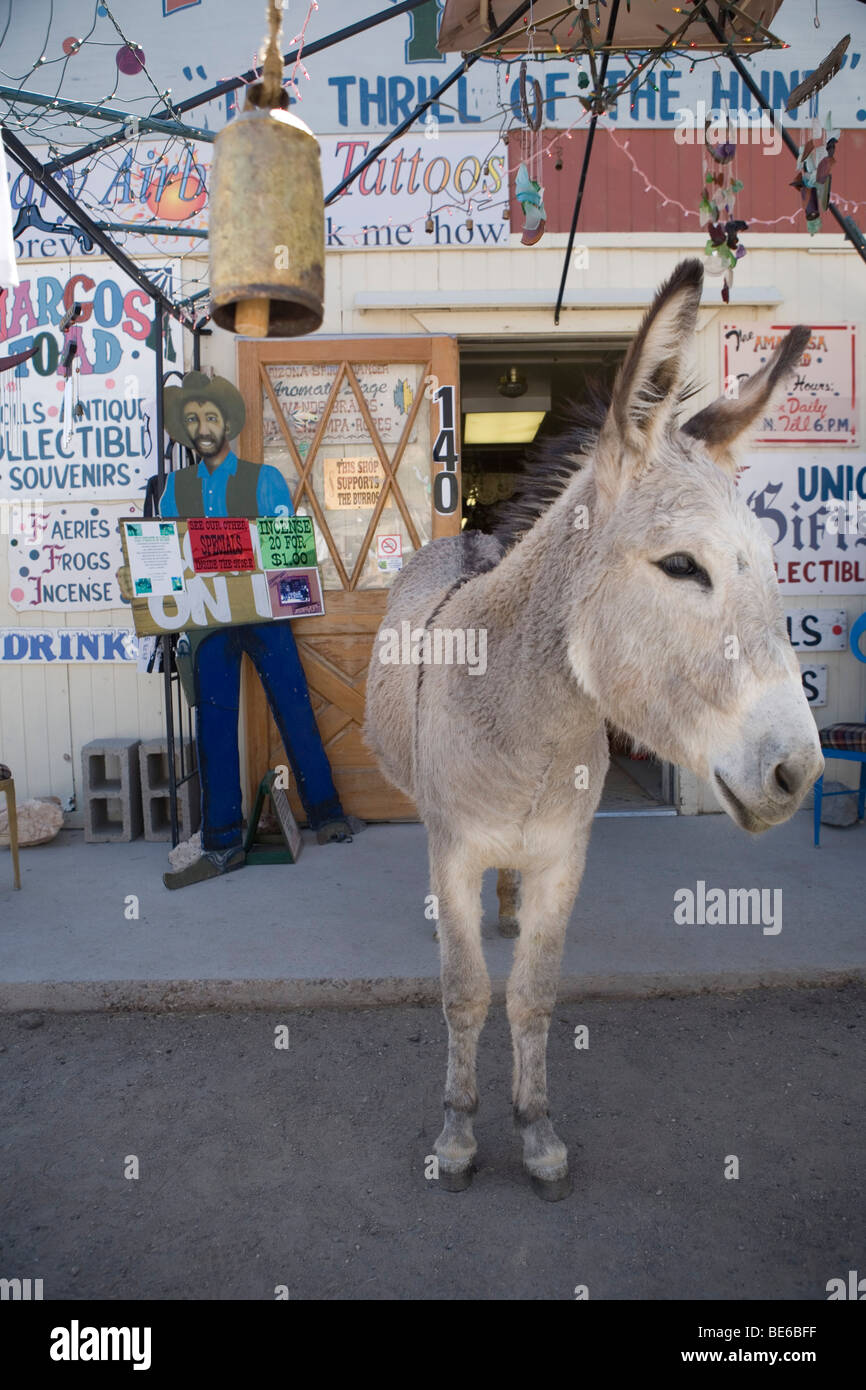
[428,381,459,515]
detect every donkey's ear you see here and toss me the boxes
[596,259,704,501]
[681,325,810,474]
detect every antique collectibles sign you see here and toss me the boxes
[7,501,139,612]
[121,517,325,634]
[722,324,857,446]
[738,451,866,594]
[0,260,182,501]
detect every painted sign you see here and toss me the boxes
[189,517,256,573]
[0,260,181,500]
[323,455,385,509]
[785,609,848,650]
[120,518,326,634]
[799,662,828,706]
[738,451,866,594]
[722,325,857,446]
[0,628,137,662]
[1,0,861,147]
[6,501,139,611]
[266,363,417,453]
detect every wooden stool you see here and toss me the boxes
[0,763,21,890]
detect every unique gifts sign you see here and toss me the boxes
[7,501,140,611]
[120,516,325,635]
[722,324,857,446]
[738,451,866,594]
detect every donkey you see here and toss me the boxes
[364,260,823,1200]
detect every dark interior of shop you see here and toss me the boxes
[459,339,674,815]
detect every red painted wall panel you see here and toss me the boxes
[507,128,866,234]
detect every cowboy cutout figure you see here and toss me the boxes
[127,371,361,889]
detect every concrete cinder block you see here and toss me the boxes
[138,738,200,842]
[81,738,142,843]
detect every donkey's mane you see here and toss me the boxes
[490,377,702,554]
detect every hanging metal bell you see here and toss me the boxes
[208,82,324,337]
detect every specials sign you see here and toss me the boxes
[722,324,857,447]
[120,517,325,634]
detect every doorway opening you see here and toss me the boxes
[458,337,676,816]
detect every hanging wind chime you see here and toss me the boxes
[208,0,325,337]
[514,61,547,246]
[59,300,84,447]
[699,116,748,304]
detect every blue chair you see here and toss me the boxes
[813,611,866,846]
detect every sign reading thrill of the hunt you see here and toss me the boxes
[722,324,856,446]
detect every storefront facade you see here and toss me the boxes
[2,0,865,823]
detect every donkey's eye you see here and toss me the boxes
[656,553,711,587]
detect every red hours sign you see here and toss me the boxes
[722,324,856,446]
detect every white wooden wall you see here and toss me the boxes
[2,234,864,818]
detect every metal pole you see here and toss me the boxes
[554,0,622,325]
[703,3,866,264]
[0,86,213,142]
[2,127,197,329]
[154,302,180,847]
[45,0,433,174]
[324,0,534,206]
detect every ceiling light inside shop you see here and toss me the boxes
[464,411,546,445]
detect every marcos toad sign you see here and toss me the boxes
[0,261,181,501]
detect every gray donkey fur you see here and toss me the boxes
[364,260,823,1200]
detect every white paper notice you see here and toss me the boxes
[125,521,185,598]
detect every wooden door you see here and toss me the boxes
[237,336,461,822]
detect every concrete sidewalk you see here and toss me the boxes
[0,810,863,1011]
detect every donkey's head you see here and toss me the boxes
[567,259,823,831]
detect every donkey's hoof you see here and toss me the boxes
[528,1168,572,1202]
[437,1162,475,1192]
[497,915,519,938]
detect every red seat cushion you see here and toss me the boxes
[819,723,866,752]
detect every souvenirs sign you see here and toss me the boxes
[120,517,324,635]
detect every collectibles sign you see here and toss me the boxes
[0,627,137,662]
[121,516,325,634]
[785,608,847,650]
[722,324,857,446]
[0,260,181,500]
[6,501,139,612]
[737,451,866,594]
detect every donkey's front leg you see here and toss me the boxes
[430,837,489,1192]
[507,856,583,1201]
